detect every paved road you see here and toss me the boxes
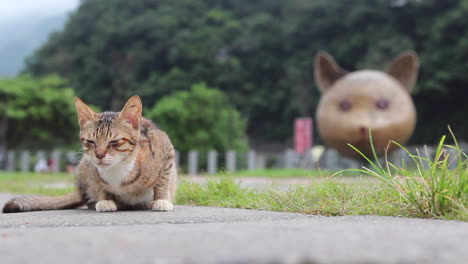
[1,193,467,264]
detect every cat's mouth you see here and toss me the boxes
[97,161,110,167]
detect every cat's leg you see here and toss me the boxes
[151,161,176,212]
[87,202,96,210]
[152,182,174,211]
[95,190,118,212]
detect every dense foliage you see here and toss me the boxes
[0,74,77,150]
[147,83,248,153]
[25,0,468,145]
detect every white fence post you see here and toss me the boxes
[6,151,15,172]
[207,150,218,174]
[188,150,198,175]
[35,150,47,172]
[284,149,296,169]
[175,151,180,171]
[51,150,61,172]
[21,151,30,172]
[247,150,256,171]
[226,150,236,172]
[324,149,339,170]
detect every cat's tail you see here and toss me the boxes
[2,191,84,213]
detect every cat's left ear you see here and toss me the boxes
[118,95,142,129]
[74,97,97,127]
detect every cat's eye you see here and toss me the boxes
[376,99,390,110]
[338,99,352,112]
[109,139,121,147]
[83,139,96,148]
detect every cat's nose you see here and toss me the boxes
[95,151,106,160]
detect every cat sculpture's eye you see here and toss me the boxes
[376,99,390,110]
[338,99,352,112]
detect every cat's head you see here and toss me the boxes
[74,95,142,168]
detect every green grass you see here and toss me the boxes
[176,176,417,218]
[344,127,468,221]
[208,168,330,178]
[0,171,414,218]
[0,172,74,195]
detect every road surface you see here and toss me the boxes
[0,193,467,263]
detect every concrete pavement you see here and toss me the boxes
[1,193,467,263]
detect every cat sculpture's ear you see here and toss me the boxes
[74,97,97,127]
[314,51,347,93]
[386,50,419,93]
[118,95,142,129]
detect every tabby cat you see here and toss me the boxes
[3,95,177,213]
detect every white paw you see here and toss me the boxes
[96,200,117,212]
[152,199,174,212]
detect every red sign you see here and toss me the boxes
[294,118,313,154]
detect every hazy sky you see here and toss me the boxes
[0,0,80,22]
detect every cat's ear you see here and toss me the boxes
[314,51,347,93]
[118,95,142,129]
[74,97,97,127]
[386,50,419,92]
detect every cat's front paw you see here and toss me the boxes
[96,200,117,212]
[152,199,174,212]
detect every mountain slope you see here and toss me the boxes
[0,15,67,76]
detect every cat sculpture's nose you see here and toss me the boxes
[360,126,368,136]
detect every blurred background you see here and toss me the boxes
[0,0,467,172]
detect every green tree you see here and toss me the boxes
[0,74,78,154]
[406,0,468,141]
[147,83,248,153]
[25,0,468,144]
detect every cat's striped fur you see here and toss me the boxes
[3,95,177,213]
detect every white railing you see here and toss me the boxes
[0,145,465,174]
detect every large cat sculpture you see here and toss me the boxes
[314,51,419,159]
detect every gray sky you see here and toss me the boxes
[0,0,80,22]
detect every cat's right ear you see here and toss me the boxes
[74,97,97,127]
[118,95,142,130]
[314,51,347,93]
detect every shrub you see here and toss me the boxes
[147,83,248,153]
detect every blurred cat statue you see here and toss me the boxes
[314,51,419,159]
